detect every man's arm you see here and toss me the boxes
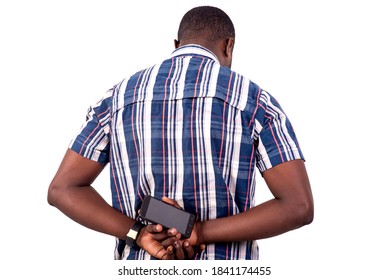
[189,159,314,245]
[47,149,183,259]
[47,149,133,239]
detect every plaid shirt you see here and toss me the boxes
[70,44,304,260]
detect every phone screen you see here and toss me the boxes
[140,196,195,237]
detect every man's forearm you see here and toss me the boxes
[48,183,133,240]
[198,160,314,245]
[200,197,313,244]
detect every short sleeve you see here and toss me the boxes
[253,90,304,172]
[69,89,113,166]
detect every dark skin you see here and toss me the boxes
[48,37,314,259]
[47,149,188,260]
[174,36,235,68]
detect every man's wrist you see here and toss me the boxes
[126,221,145,248]
[194,221,206,246]
[134,225,146,248]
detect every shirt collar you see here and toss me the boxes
[171,44,220,64]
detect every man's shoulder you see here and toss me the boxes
[217,66,263,105]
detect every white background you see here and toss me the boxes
[1,0,388,279]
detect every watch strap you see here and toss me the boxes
[126,221,144,248]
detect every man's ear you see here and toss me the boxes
[174,39,180,49]
[224,38,234,58]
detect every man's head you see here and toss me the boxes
[175,6,235,68]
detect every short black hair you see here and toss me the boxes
[177,6,235,41]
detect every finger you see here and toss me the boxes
[145,224,181,242]
[154,247,168,260]
[145,224,179,236]
[145,224,163,234]
[162,197,182,209]
[154,227,180,241]
[183,241,195,259]
[143,224,169,242]
[160,245,175,260]
[161,236,180,249]
[167,228,180,237]
[173,241,185,260]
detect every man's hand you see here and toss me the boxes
[161,197,206,259]
[136,224,181,260]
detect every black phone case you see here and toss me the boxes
[139,195,195,238]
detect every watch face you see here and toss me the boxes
[128,229,138,239]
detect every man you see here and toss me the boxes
[48,6,313,260]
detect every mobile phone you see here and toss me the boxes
[139,195,196,238]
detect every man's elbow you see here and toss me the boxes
[47,181,61,207]
[294,199,314,227]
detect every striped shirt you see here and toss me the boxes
[70,44,304,260]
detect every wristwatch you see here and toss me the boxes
[126,221,144,248]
